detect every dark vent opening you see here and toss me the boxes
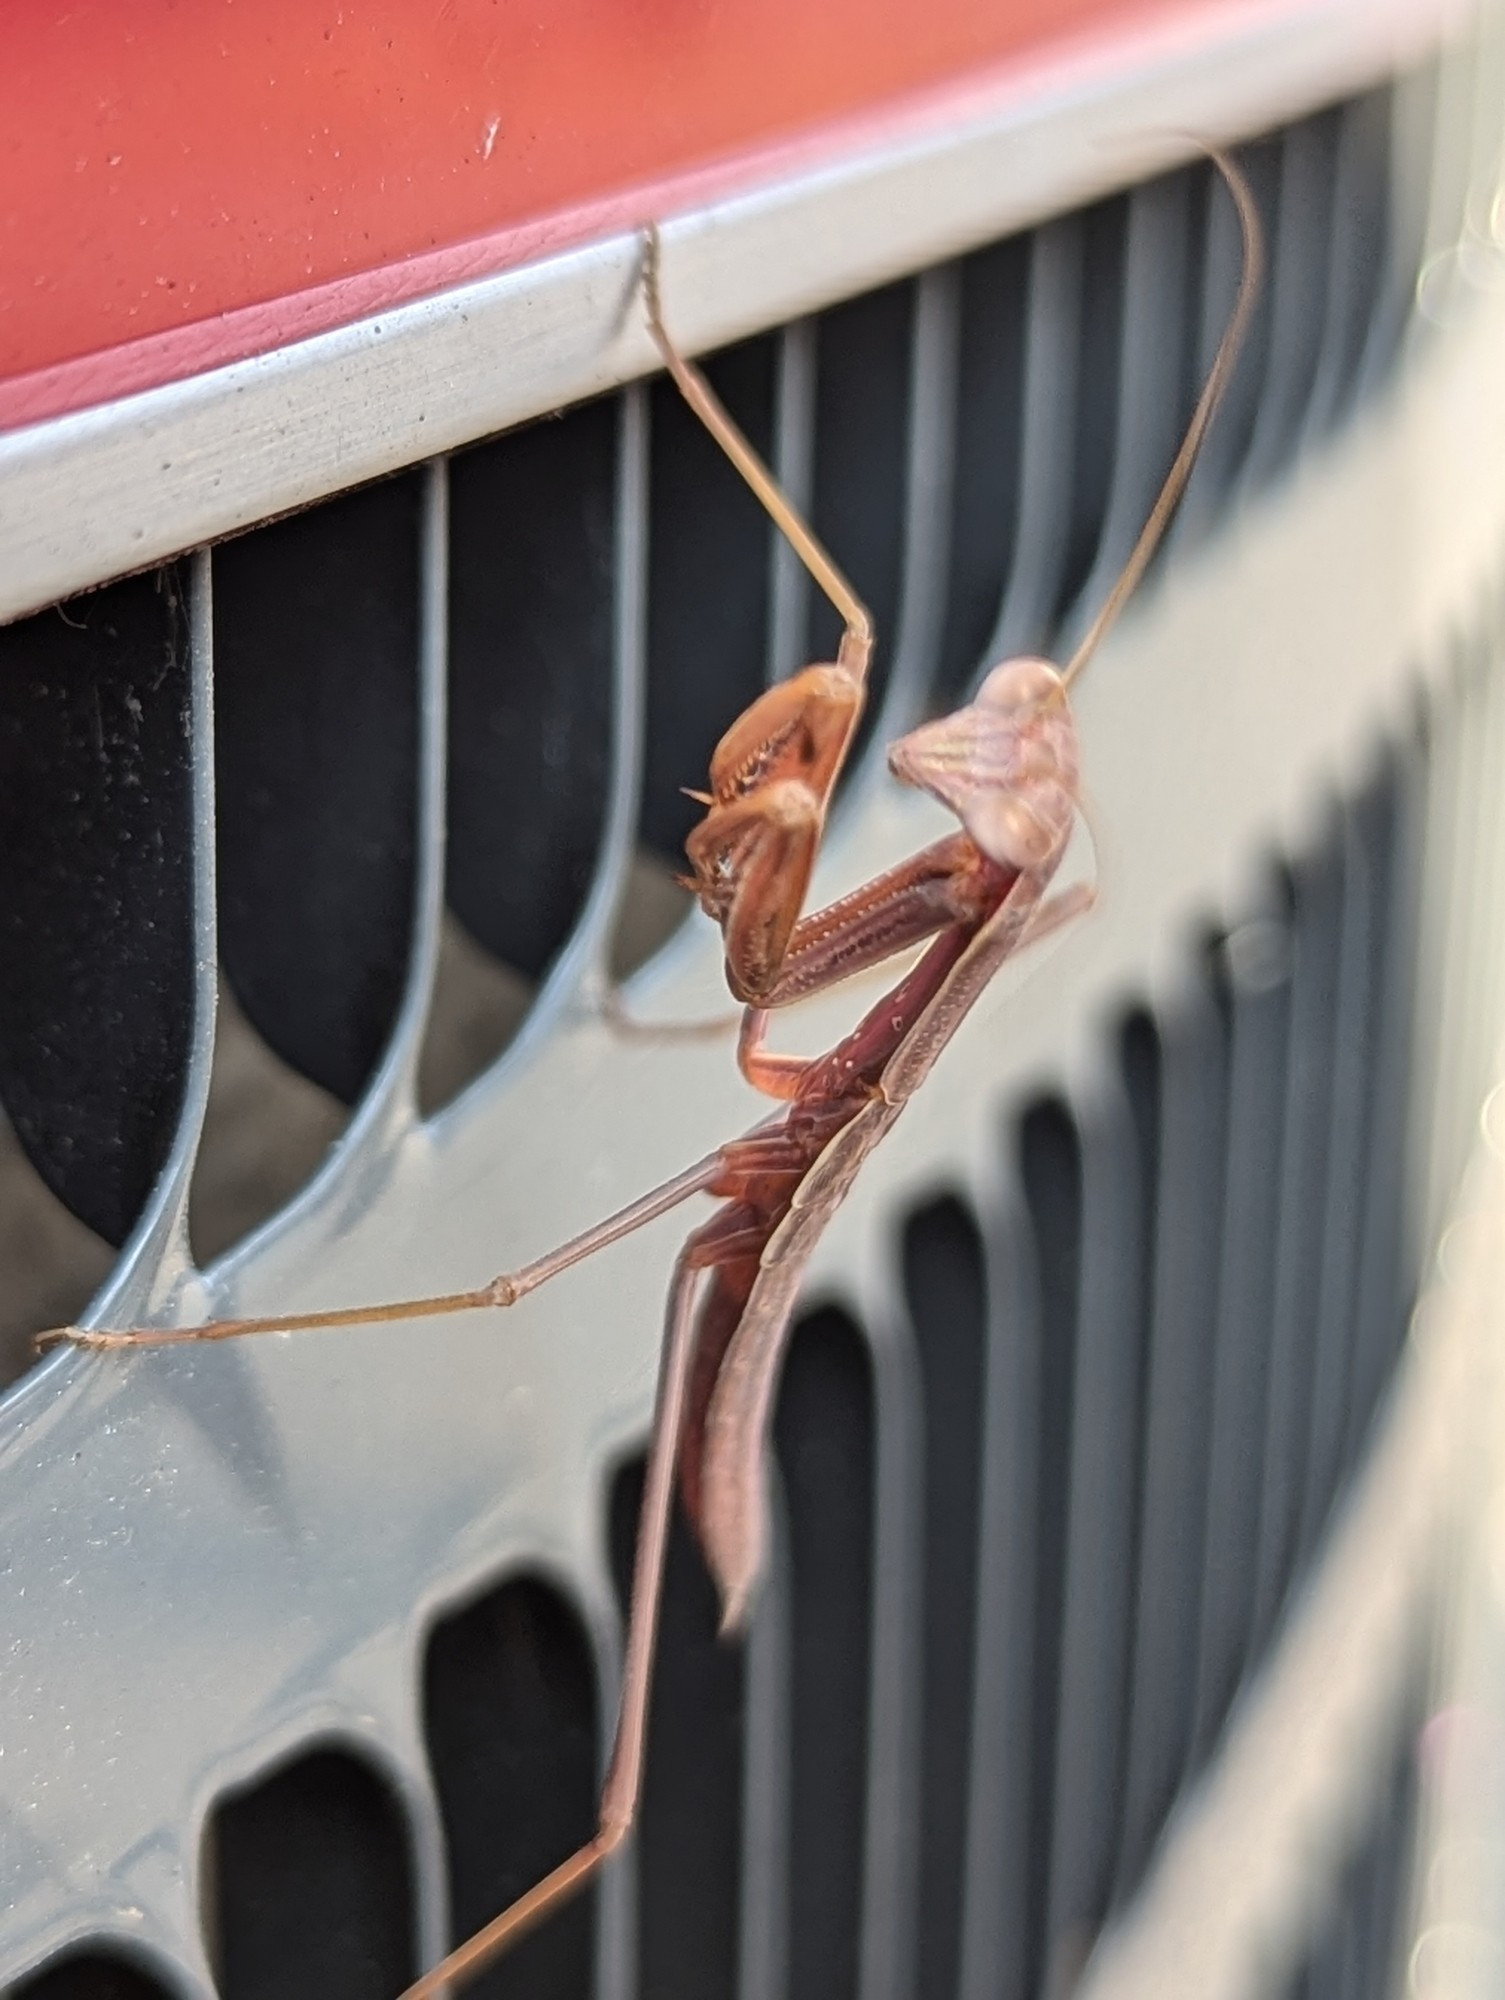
[9,1955,175,2000]
[801,279,914,763]
[609,1458,748,2000]
[1116,953,1235,1888]
[1015,1095,1084,1998]
[774,1305,876,2000]
[213,475,422,1107]
[1345,735,1424,1472]
[1191,896,1296,1768]
[935,233,1030,700]
[1247,835,1346,1659]
[425,398,620,1109]
[1050,191,1131,633]
[1306,86,1397,439]
[423,1574,599,1999]
[206,1745,416,2000]
[1293,787,1386,1572]
[1107,1008,1167,1910]
[902,1196,990,1999]
[1176,137,1283,542]
[0,567,194,1248]
[1242,105,1346,493]
[640,332,779,869]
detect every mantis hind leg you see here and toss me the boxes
[398,1241,712,1998]
[36,1151,726,1353]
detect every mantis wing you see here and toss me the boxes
[696,865,1074,1627]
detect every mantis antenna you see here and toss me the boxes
[1061,149,1263,690]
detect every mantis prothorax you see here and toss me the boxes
[41,153,1262,1999]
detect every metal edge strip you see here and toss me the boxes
[0,0,1460,626]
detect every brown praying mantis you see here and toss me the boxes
[42,154,1261,1998]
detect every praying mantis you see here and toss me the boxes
[42,152,1261,1997]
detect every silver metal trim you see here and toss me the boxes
[0,0,1460,626]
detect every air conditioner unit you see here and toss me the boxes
[2,3,1503,1996]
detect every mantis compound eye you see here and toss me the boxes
[886,656,1080,872]
[974,654,1065,712]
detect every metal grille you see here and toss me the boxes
[2,37,1503,2000]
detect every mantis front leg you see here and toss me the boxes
[643,227,876,1004]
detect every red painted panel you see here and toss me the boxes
[1,0,1191,427]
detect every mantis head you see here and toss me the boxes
[887,657,1079,873]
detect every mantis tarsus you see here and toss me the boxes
[43,153,1261,1998]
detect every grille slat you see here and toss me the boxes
[1044,1078,1148,1977]
[1346,734,1427,1465]
[738,1463,792,2000]
[878,267,964,745]
[1295,785,1386,1568]
[208,1748,418,2000]
[1117,977,1231,1890]
[901,1200,988,2000]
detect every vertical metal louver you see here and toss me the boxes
[2,30,1504,2000]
